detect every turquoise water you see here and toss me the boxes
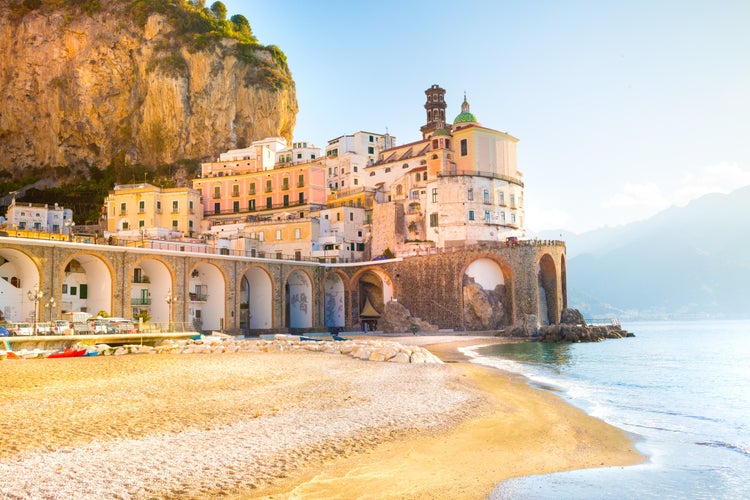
[462,320,750,499]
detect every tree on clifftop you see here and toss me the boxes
[210,1,226,20]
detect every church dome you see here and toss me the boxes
[453,94,478,125]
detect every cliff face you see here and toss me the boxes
[0,2,297,170]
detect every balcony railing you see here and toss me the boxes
[131,297,152,306]
[189,293,208,302]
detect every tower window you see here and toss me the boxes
[460,139,468,156]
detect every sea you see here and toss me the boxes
[460,320,750,500]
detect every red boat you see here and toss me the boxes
[47,348,87,359]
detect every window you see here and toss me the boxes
[298,192,305,204]
[266,197,272,209]
[501,211,506,222]
[232,184,239,197]
[484,210,491,223]
[415,173,420,182]
[430,213,438,227]
[122,221,129,230]
[283,194,289,207]
[499,191,505,204]
[214,202,221,214]
[354,166,358,172]
[70,286,77,296]
[468,188,473,200]
[156,201,162,212]
[189,220,193,229]
[336,212,341,221]
[349,212,354,221]
[79,284,87,299]
[172,220,178,228]
[297,153,302,159]
[189,200,194,211]
[298,174,305,187]
[294,228,301,239]
[282,178,289,190]
[233,201,240,213]
[510,193,516,207]
[249,199,256,211]
[138,200,145,213]
[276,229,282,240]
[432,188,438,203]
[511,213,517,224]
[249,182,256,195]
[265,180,272,192]
[214,186,221,199]
[258,231,265,241]
[468,210,475,221]
[396,185,403,196]
[385,167,391,173]
[460,139,468,156]
[138,220,145,228]
[423,172,427,181]
[369,135,374,142]
[354,178,359,185]
[172,201,179,212]
[120,202,127,214]
[368,146,374,154]
[484,189,490,204]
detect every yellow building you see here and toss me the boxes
[103,183,203,239]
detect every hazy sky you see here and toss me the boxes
[221,1,750,233]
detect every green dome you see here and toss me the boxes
[453,94,478,125]
[453,111,477,124]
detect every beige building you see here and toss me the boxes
[103,183,203,240]
[370,85,525,257]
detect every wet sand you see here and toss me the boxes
[0,337,643,498]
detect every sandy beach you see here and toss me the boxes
[0,336,643,498]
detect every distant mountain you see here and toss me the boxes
[535,186,750,320]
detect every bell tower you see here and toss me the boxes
[420,84,447,139]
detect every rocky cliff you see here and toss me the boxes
[0,1,297,171]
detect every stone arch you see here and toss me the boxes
[461,255,513,330]
[323,270,348,328]
[128,256,175,325]
[350,267,395,330]
[61,251,114,318]
[538,253,558,325]
[239,264,274,331]
[0,246,43,323]
[285,268,313,329]
[188,261,227,332]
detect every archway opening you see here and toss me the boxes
[324,273,346,328]
[538,254,558,325]
[241,267,273,331]
[189,263,225,332]
[62,255,112,317]
[130,259,171,325]
[462,257,509,330]
[286,269,312,329]
[357,270,392,331]
[0,249,40,323]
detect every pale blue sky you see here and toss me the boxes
[222,1,750,233]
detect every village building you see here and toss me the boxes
[102,183,204,242]
[4,199,73,235]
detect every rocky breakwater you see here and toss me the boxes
[506,308,635,343]
[84,334,444,364]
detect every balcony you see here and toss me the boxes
[189,292,208,302]
[131,297,152,306]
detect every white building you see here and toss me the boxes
[324,131,396,191]
[5,199,74,235]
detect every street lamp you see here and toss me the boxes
[27,284,44,335]
[45,296,56,323]
[65,219,75,241]
[165,290,176,332]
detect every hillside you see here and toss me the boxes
[0,0,297,173]
[539,186,750,319]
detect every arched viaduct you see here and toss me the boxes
[0,237,566,333]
